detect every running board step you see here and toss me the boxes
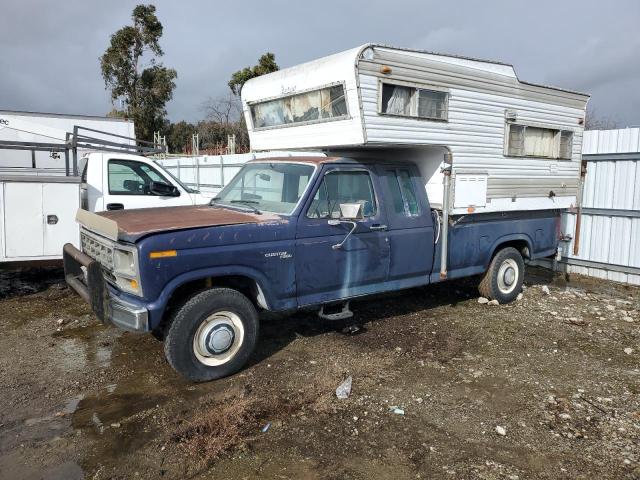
[318,302,353,321]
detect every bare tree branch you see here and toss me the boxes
[201,93,242,126]
[585,106,619,131]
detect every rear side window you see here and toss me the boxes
[385,169,420,217]
[307,170,377,219]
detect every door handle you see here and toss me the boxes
[370,224,387,231]
[106,203,124,211]
[46,215,58,225]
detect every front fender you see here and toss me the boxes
[145,265,281,329]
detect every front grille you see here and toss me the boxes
[80,231,115,272]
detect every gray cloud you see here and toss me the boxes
[1,0,638,126]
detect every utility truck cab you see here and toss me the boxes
[79,152,204,212]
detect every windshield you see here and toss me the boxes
[213,162,315,215]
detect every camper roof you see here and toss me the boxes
[242,43,588,100]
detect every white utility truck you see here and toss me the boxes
[0,112,209,263]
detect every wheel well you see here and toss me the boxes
[491,239,530,262]
[158,275,264,334]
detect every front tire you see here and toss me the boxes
[164,288,259,382]
[478,247,524,304]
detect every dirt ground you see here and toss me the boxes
[0,266,639,480]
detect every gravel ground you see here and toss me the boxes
[0,266,638,479]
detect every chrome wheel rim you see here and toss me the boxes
[193,311,244,366]
[497,258,519,295]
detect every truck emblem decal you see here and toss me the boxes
[265,251,292,259]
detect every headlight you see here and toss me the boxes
[112,247,142,296]
[114,249,136,276]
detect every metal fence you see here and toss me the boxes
[156,151,325,196]
[558,128,640,285]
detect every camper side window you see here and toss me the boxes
[506,123,574,160]
[250,83,348,129]
[380,82,448,121]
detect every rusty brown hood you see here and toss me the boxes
[96,205,282,242]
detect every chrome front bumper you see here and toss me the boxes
[63,243,149,332]
[109,294,149,331]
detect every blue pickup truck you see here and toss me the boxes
[64,156,560,381]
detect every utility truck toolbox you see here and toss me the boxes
[64,44,588,383]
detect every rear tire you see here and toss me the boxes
[478,247,524,304]
[164,288,259,382]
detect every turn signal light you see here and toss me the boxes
[129,279,139,290]
[149,250,177,259]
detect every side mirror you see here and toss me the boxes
[150,181,180,197]
[338,202,364,220]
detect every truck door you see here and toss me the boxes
[102,157,192,210]
[376,166,434,284]
[295,165,390,306]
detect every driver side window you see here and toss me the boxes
[108,160,166,195]
[307,170,377,219]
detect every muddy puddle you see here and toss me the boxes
[53,325,118,374]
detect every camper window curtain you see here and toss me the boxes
[382,84,412,116]
[418,90,447,120]
[292,91,320,123]
[507,124,573,159]
[523,126,555,158]
[381,83,448,120]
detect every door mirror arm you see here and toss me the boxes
[328,219,358,250]
[327,202,365,249]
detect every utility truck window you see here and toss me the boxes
[380,83,448,121]
[108,160,170,195]
[506,124,574,160]
[307,171,377,219]
[251,84,347,129]
[213,163,314,215]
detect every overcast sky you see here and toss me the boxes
[1,0,639,126]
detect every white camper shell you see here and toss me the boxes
[241,44,589,215]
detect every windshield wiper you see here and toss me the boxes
[230,200,262,214]
[209,196,222,206]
